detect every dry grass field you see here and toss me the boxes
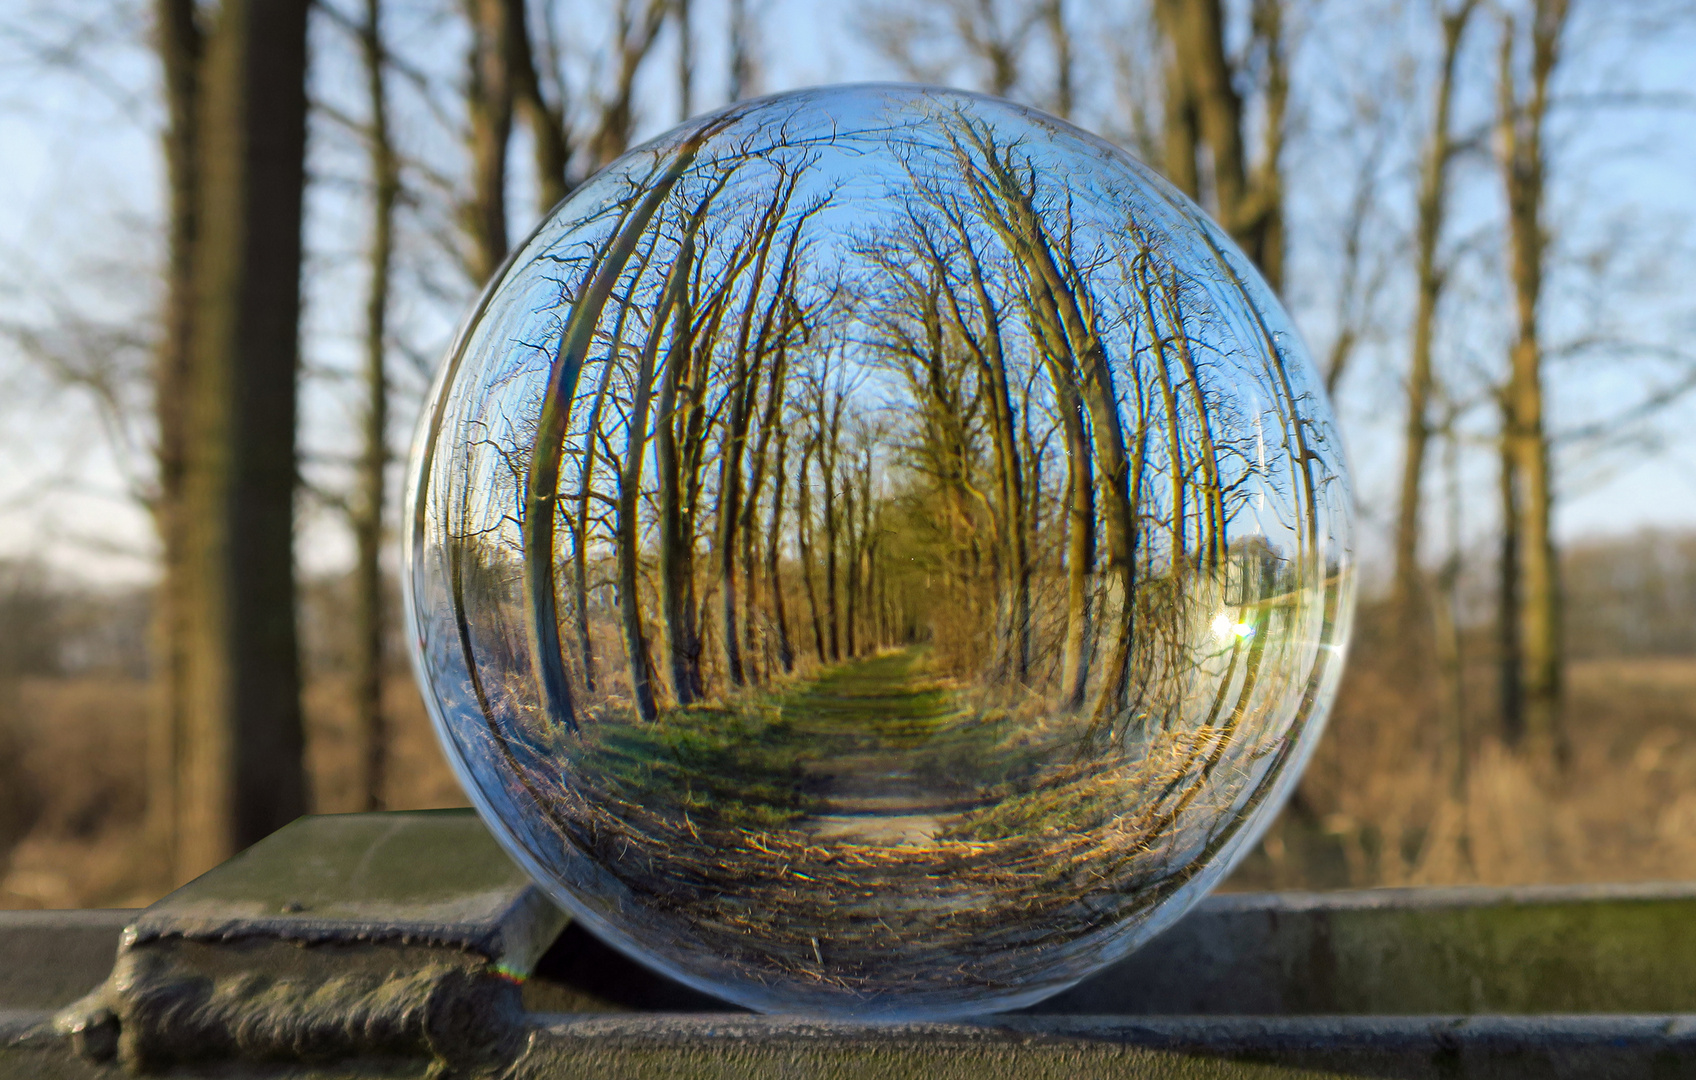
[0,674,466,909]
[5,606,1696,910]
[1229,614,1696,892]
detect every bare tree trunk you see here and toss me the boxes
[570,281,651,698]
[616,242,692,723]
[464,0,515,284]
[149,0,201,878]
[766,428,795,672]
[822,407,843,662]
[1497,0,1567,762]
[176,0,309,880]
[728,0,756,101]
[797,440,826,663]
[505,0,571,213]
[858,445,876,651]
[961,127,1134,710]
[1248,0,1286,292]
[1393,0,1476,626]
[952,231,1030,681]
[1153,0,1284,291]
[1057,399,1094,706]
[740,337,795,681]
[589,0,669,169]
[676,0,692,119]
[570,349,619,697]
[353,0,399,811]
[714,184,796,687]
[1497,430,1523,743]
[1435,418,1468,800]
[1044,0,1073,119]
[656,299,703,703]
[1160,268,1226,569]
[523,121,724,734]
[843,461,860,658]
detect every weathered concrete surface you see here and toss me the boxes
[13,1008,1696,1078]
[10,810,1696,1077]
[53,810,566,1077]
[0,909,133,1011]
[522,879,1696,1017]
[513,1013,1696,1079]
[1036,881,1696,1015]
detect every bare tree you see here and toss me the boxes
[585,0,670,170]
[147,0,201,879]
[1496,0,1569,762]
[859,0,1067,105]
[175,0,310,879]
[352,0,400,810]
[463,0,515,283]
[1392,0,1478,626]
[1153,0,1287,291]
[728,0,757,101]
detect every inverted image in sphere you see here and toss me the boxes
[404,84,1355,1019]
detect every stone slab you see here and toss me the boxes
[130,808,563,966]
[55,810,568,1075]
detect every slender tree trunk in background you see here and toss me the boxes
[1497,428,1523,743]
[573,286,649,699]
[1497,0,1567,764]
[1393,0,1475,631]
[766,428,795,672]
[149,0,202,872]
[1153,0,1285,292]
[676,0,692,119]
[1248,0,1286,292]
[1157,0,1201,202]
[822,408,842,662]
[728,0,754,101]
[589,0,668,170]
[465,0,514,284]
[616,253,688,723]
[1044,0,1073,119]
[1436,421,1468,800]
[571,353,618,696]
[1057,396,1094,707]
[176,0,309,880]
[858,446,876,651]
[797,441,826,663]
[953,234,1029,681]
[843,467,859,658]
[504,0,570,214]
[353,0,398,811]
[656,306,702,703]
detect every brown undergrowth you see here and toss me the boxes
[7,605,1696,910]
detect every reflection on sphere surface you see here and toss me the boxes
[405,84,1355,1019]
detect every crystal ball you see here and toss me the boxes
[404,84,1355,1019]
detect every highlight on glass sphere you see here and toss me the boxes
[404,84,1355,1019]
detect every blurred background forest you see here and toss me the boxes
[1,0,1694,909]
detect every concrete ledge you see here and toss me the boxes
[0,909,133,1012]
[517,1013,1696,1078]
[1035,881,1696,1015]
[10,811,1696,1077]
[53,811,566,1075]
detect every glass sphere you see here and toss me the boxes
[404,84,1355,1019]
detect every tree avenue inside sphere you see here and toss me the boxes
[404,84,1356,1020]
